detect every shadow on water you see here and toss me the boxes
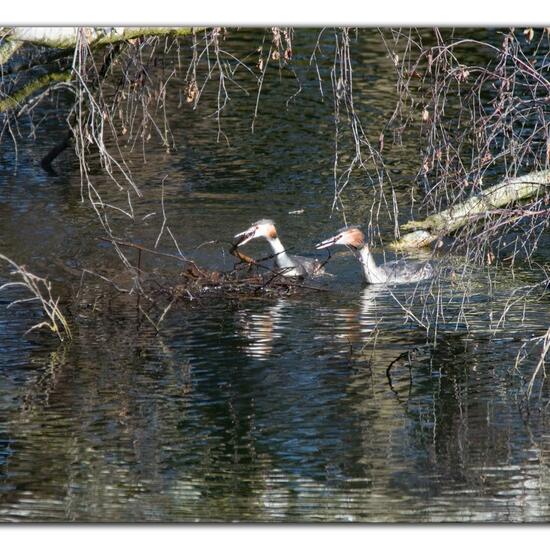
[1,28,550,522]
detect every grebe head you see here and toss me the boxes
[234,219,277,246]
[315,226,365,250]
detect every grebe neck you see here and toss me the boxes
[267,236,296,269]
[358,245,386,284]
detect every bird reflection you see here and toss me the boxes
[329,286,388,346]
[237,298,289,359]
[358,285,387,331]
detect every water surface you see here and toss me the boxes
[1,28,550,522]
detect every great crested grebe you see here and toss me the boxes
[234,219,324,277]
[316,226,433,284]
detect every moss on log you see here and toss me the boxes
[390,170,550,250]
[91,27,199,47]
[0,70,72,112]
[0,39,22,65]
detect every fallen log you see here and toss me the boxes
[390,169,550,250]
[1,26,198,50]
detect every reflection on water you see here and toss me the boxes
[2,275,550,521]
[1,28,550,522]
[237,298,289,360]
[236,287,385,361]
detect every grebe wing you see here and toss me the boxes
[380,258,434,282]
[289,254,326,277]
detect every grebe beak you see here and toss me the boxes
[234,227,257,247]
[315,234,342,250]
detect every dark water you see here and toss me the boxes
[1,28,550,522]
